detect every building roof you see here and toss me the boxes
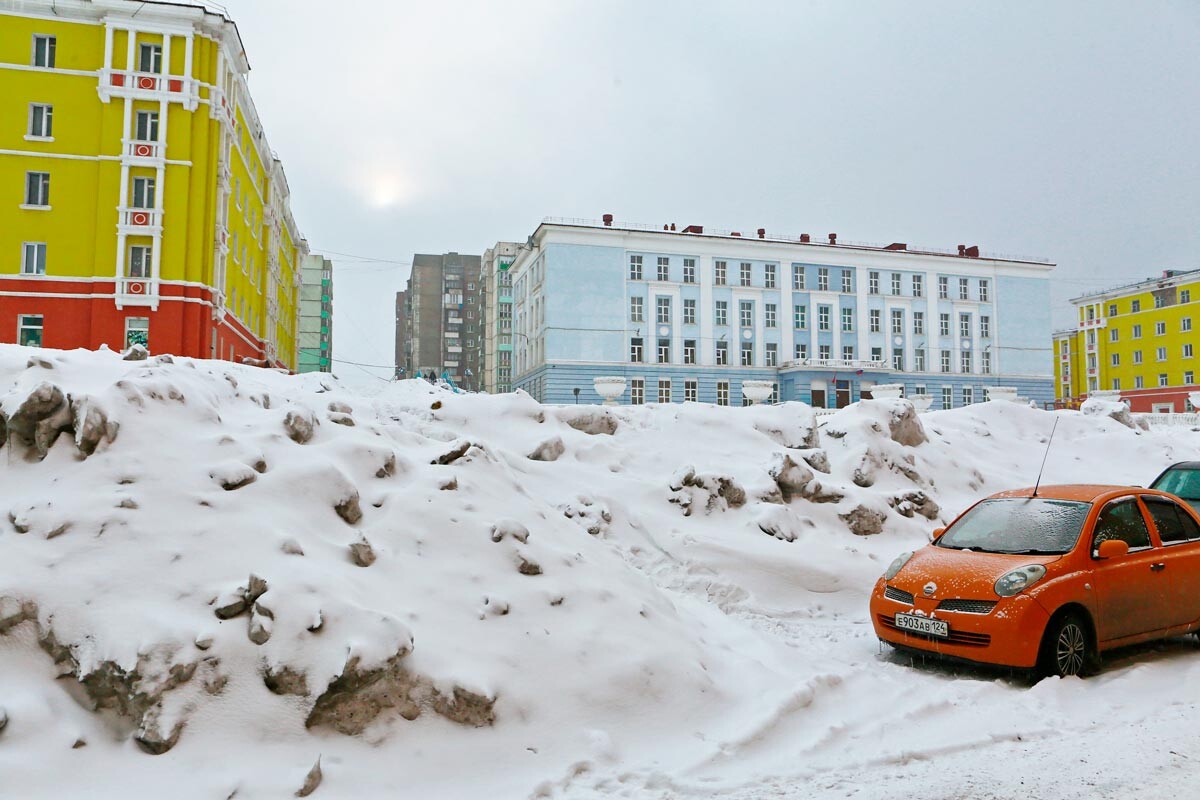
[534,217,1054,267]
[1070,267,1200,304]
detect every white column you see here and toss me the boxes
[856,268,869,359]
[698,255,714,366]
[781,261,794,361]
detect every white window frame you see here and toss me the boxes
[682,298,696,325]
[841,307,853,332]
[24,171,50,207]
[764,263,776,289]
[684,379,698,402]
[682,258,696,284]
[138,42,163,74]
[128,245,152,278]
[131,176,156,209]
[913,311,924,335]
[135,110,160,142]
[32,35,55,68]
[765,303,777,328]
[766,342,778,367]
[657,378,671,403]
[716,381,730,407]
[656,296,670,324]
[792,264,804,290]
[21,242,47,275]
[630,378,644,405]
[739,262,752,287]
[27,103,53,139]
[18,314,44,347]
[739,300,753,329]
[656,256,669,282]
[124,317,150,347]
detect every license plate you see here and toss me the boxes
[894,613,949,639]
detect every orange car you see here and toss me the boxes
[870,485,1200,678]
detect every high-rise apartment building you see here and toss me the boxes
[297,254,332,373]
[1,0,307,368]
[1054,268,1199,412]
[394,252,482,387]
[509,217,1054,407]
[481,241,519,393]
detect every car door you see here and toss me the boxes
[1088,496,1174,642]
[1143,495,1200,630]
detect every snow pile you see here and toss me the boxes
[2,345,1199,799]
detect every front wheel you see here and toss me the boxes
[1039,613,1095,678]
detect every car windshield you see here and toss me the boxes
[1151,468,1200,512]
[936,498,1092,555]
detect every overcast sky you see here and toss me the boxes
[219,0,1200,386]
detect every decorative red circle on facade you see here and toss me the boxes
[138,76,155,89]
[132,212,149,225]
[129,282,145,294]
[136,144,152,157]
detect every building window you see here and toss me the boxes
[32,35,55,68]
[657,378,671,403]
[959,313,971,338]
[655,256,669,282]
[914,349,925,372]
[938,276,949,299]
[818,267,829,291]
[1110,378,1120,390]
[913,311,925,335]
[795,343,808,361]
[1131,299,1141,313]
[128,245,152,278]
[958,278,969,300]
[684,379,697,402]
[1132,324,1142,339]
[939,313,950,337]
[21,242,47,275]
[1186,343,1195,359]
[1110,327,1119,342]
[1111,353,1120,367]
[963,386,974,405]
[792,264,804,290]
[843,345,855,361]
[740,300,753,328]
[657,339,670,363]
[1183,317,1192,332]
[715,301,728,326]
[982,350,991,374]
[1155,321,1166,336]
[1157,373,1170,387]
[1134,350,1143,364]
[18,314,44,347]
[1157,346,1167,361]
[869,309,881,333]
[630,378,644,405]
[629,255,643,280]
[841,270,853,293]
[740,341,753,366]
[818,305,830,331]
[1134,375,1144,389]
[766,343,778,367]
[841,307,853,332]
[1182,290,1191,304]
[765,303,777,328]
[891,309,904,335]
[25,171,50,206]
[716,341,728,365]
[656,296,671,324]
[961,350,973,373]
[820,344,831,360]
[940,350,951,372]
[941,386,953,409]
[794,305,807,329]
[684,339,696,364]
[1155,295,1166,309]
[871,346,882,363]
[980,315,991,338]
[131,176,156,209]
[683,258,695,284]
[716,381,730,406]
[979,280,990,302]
[683,298,696,325]
[1185,370,1195,385]
[765,263,776,288]
[892,348,904,371]
[714,260,727,285]
[28,103,53,138]
[891,273,901,295]
[629,296,643,321]
[912,275,923,297]
[630,337,643,363]
[868,271,879,294]
[139,42,163,73]
[125,317,149,348]
[739,262,752,287]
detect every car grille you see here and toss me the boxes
[936,599,997,614]
[877,614,992,647]
[884,585,914,604]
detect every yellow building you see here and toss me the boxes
[1053,268,1199,412]
[0,0,307,368]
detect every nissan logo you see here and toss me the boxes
[923,581,937,597]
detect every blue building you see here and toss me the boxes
[509,218,1054,408]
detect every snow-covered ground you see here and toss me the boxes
[2,345,1199,800]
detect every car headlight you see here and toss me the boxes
[994,565,1047,597]
[884,551,913,580]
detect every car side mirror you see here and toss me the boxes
[929,527,945,543]
[1096,539,1130,559]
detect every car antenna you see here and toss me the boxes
[1032,417,1060,498]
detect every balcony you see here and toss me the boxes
[100,70,197,110]
[116,276,158,308]
[123,138,164,161]
[784,358,890,371]
[118,206,163,234]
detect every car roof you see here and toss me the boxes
[989,485,1166,503]
[1160,462,1200,471]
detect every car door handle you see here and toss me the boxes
[1150,563,1166,572]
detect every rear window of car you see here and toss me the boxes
[1152,468,1200,502]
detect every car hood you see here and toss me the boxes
[890,546,1061,600]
